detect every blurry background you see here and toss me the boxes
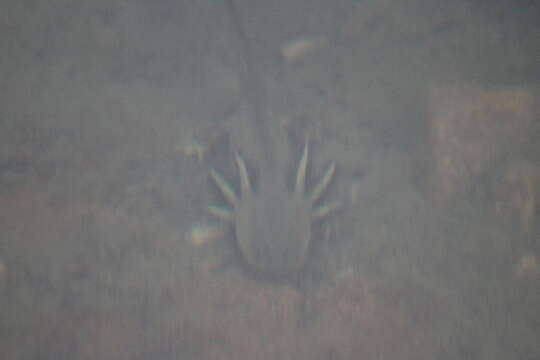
[0,0,539,359]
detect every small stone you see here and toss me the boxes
[175,124,229,162]
[176,136,207,162]
[280,36,326,63]
[186,223,226,247]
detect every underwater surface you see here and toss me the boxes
[0,0,539,359]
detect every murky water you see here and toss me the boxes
[1,0,538,359]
